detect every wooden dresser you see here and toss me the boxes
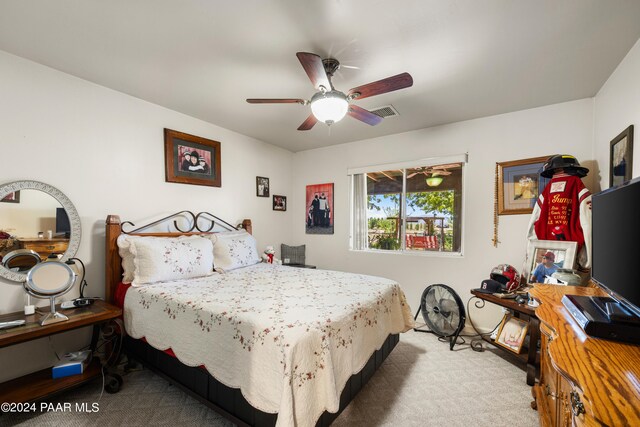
[18,238,69,260]
[530,285,640,426]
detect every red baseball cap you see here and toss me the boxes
[543,251,555,261]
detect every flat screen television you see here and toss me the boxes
[55,207,71,238]
[591,175,640,318]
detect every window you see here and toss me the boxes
[350,155,466,254]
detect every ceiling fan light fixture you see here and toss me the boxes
[426,176,444,187]
[310,90,348,124]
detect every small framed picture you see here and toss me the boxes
[525,240,577,284]
[495,315,529,354]
[496,156,551,215]
[0,191,20,203]
[609,125,634,187]
[256,176,270,197]
[164,128,221,187]
[273,195,286,211]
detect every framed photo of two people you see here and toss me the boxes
[306,183,334,235]
[164,128,221,187]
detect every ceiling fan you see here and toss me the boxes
[246,52,413,131]
[407,164,459,179]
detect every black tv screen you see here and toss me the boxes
[591,176,640,316]
[56,207,70,236]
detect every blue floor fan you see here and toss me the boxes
[414,284,466,350]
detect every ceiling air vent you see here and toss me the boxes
[370,104,399,118]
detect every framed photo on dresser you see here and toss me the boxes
[164,128,221,187]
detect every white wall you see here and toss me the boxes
[0,189,61,237]
[594,38,640,190]
[0,51,293,382]
[292,99,595,331]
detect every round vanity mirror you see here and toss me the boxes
[25,261,76,325]
[0,181,81,282]
[26,261,76,296]
[2,249,41,272]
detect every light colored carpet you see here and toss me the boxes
[2,331,539,426]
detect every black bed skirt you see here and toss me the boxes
[124,333,399,426]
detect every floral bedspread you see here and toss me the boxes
[124,263,414,427]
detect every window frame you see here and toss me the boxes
[349,154,467,257]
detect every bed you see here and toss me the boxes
[105,213,413,426]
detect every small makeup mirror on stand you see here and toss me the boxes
[2,249,41,272]
[25,261,76,326]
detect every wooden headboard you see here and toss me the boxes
[105,214,252,304]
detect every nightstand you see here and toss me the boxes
[0,300,122,403]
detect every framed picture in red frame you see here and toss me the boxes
[164,128,221,187]
[306,183,334,234]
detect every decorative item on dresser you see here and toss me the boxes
[105,212,410,426]
[530,285,640,426]
[525,240,578,284]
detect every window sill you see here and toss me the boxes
[349,248,464,258]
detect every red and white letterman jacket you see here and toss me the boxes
[526,172,592,269]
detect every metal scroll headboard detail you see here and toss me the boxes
[121,211,239,234]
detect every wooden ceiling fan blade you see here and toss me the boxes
[348,72,413,100]
[246,98,306,104]
[431,163,461,170]
[348,104,383,126]
[296,52,332,91]
[297,114,318,131]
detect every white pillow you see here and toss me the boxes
[209,230,260,272]
[117,234,145,284]
[129,235,214,286]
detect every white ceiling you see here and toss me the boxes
[1,1,640,152]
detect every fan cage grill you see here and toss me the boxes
[419,284,466,338]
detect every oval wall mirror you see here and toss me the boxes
[0,181,81,282]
